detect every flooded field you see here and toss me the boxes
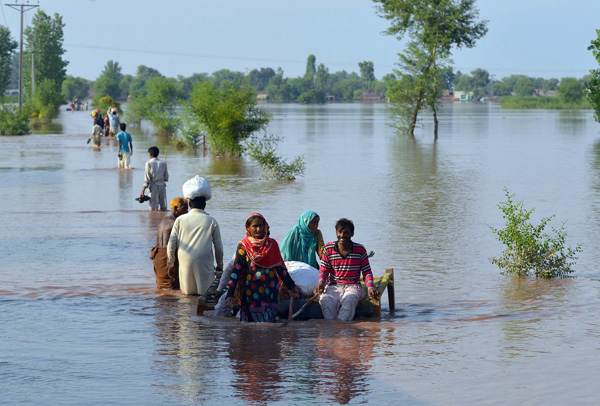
[2,103,600,405]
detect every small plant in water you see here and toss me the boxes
[489,188,582,278]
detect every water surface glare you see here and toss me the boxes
[1,103,600,405]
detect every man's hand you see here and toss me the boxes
[368,287,380,301]
[167,266,176,280]
[290,286,301,299]
[214,266,223,277]
[226,297,236,308]
[313,282,325,296]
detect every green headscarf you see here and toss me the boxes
[280,210,319,268]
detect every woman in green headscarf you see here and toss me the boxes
[280,210,325,269]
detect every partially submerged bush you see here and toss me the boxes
[490,188,582,278]
[93,95,120,115]
[245,135,305,181]
[0,103,30,135]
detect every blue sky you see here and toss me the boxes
[1,0,599,81]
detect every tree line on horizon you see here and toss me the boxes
[0,4,598,139]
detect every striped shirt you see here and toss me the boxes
[319,241,374,288]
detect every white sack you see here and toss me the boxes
[182,175,211,200]
[285,261,319,296]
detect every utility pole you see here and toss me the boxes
[6,2,39,111]
[31,40,35,96]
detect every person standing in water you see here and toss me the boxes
[140,146,169,211]
[167,177,223,295]
[151,197,188,289]
[116,123,133,169]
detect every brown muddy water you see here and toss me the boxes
[2,103,600,405]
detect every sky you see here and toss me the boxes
[1,0,599,81]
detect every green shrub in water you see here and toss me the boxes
[245,134,305,181]
[490,188,582,278]
[0,103,30,135]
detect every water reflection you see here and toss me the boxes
[315,327,374,404]
[498,277,571,359]
[227,325,287,404]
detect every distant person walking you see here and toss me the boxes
[116,123,133,169]
[140,146,169,211]
[107,107,120,137]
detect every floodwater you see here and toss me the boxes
[2,102,600,405]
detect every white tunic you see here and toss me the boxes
[167,209,224,295]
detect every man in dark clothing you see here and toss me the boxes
[151,197,188,289]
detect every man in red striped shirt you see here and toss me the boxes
[314,218,379,321]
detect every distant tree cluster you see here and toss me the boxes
[453,69,588,103]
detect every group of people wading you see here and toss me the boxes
[151,175,379,323]
[87,106,134,170]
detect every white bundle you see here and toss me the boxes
[182,175,212,200]
[285,261,320,296]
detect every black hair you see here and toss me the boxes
[335,218,354,233]
[119,123,126,131]
[148,146,159,157]
[189,196,206,210]
[245,214,264,228]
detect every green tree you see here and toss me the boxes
[126,77,180,135]
[94,60,123,102]
[23,10,68,101]
[315,63,330,92]
[177,72,208,99]
[358,60,376,91]
[514,77,535,96]
[558,77,584,103]
[0,26,18,95]
[248,67,275,91]
[544,78,559,91]
[304,54,316,83]
[61,75,90,101]
[587,30,600,121]
[211,69,244,88]
[374,0,488,137]
[182,80,304,179]
[493,81,512,96]
[128,65,163,97]
[183,80,269,155]
[265,68,297,102]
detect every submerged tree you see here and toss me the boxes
[374,0,487,138]
[587,29,600,121]
[126,77,180,135]
[182,80,305,180]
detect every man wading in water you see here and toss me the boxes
[140,146,169,211]
[151,197,188,289]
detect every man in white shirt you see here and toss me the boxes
[167,186,224,295]
[140,146,168,211]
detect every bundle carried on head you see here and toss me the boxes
[182,175,211,200]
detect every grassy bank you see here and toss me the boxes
[500,96,591,109]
